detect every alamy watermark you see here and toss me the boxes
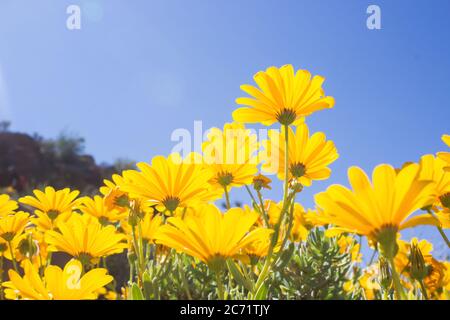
[367,4,381,30]
[170,121,280,172]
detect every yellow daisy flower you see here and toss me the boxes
[45,213,127,264]
[314,164,436,259]
[418,154,450,208]
[233,64,334,126]
[121,212,162,243]
[265,200,309,241]
[0,211,30,242]
[154,204,272,270]
[261,123,338,186]
[0,233,22,261]
[100,174,130,212]
[244,233,274,259]
[359,265,381,300]
[2,259,113,300]
[0,194,18,217]
[435,208,450,229]
[336,235,362,263]
[79,195,128,224]
[15,227,49,269]
[290,204,310,242]
[252,174,272,190]
[122,153,219,213]
[202,122,259,190]
[437,134,450,170]
[19,186,81,231]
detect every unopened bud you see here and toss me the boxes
[127,250,137,264]
[409,242,428,281]
[378,258,392,289]
[289,178,303,194]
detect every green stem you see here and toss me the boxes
[38,252,44,277]
[418,280,429,300]
[128,252,134,284]
[427,209,450,248]
[178,256,192,300]
[282,124,290,206]
[369,248,378,265]
[7,241,19,272]
[215,271,225,300]
[252,124,291,298]
[436,226,450,248]
[137,221,146,269]
[272,195,296,265]
[46,252,53,267]
[223,185,231,209]
[245,185,258,205]
[131,224,143,285]
[245,185,268,226]
[387,257,407,300]
[256,190,269,226]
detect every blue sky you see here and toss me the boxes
[1,0,449,257]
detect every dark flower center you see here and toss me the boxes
[162,196,181,212]
[289,162,306,178]
[217,171,234,187]
[439,192,450,209]
[0,232,14,242]
[276,108,297,126]
[47,209,61,221]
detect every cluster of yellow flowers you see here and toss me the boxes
[0,64,449,300]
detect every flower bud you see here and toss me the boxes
[378,258,392,289]
[252,174,272,191]
[409,242,428,281]
[289,178,303,194]
[127,249,137,264]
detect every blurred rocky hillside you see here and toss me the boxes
[0,121,134,196]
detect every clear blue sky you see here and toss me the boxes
[1,0,449,258]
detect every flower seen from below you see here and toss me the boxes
[437,134,450,171]
[79,195,128,224]
[45,213,127,264]
[233,64,334,126]
[315,164,436,258]
[0,194,18,217]
[19,187,81,231]
[261,123,338,186]
[2,259,113,300]
[122,153,220,213]
[155,204,272,270]
[202,122,259,190]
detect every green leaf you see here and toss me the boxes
[142,270,153,300]
[254,283,268,300]
[227,259,253,291]
[131,283,144,300]
[275,242,295,270]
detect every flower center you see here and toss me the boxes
[439,192,450,209]
[77,252,93,266]
[276,108,297,126]
[47,209,61,221]
[289,162,306,178]
[207,254,226,273]
[0,232,15,242]
[98,216,110,226]
[371,224,399,260]
[18,238,38,257]
[162,196,181,212]
[217,171,234,187]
